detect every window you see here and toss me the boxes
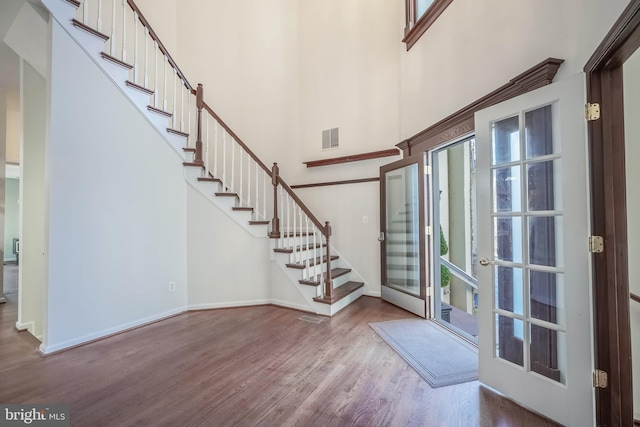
[403,0,454,50]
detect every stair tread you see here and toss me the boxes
[183,162,204,168]
[148,105,172,117]
[126,80,154,95]
[66,0,81,7]
[249,221,269,225]
[232,207,253,212]
[286,255,338,270]
[273,243,326,254]
[167,128,189,138]
[183,147,196,153]
[215,192,239,198]
[100,52,133,70]
[71,19,109,41]
[298,267,351,285]
[313,281,364,305]
[197,177,221,182]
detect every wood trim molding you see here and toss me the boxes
[585,1,640,72]
[398,57,564,156]
[291,177,379,189]
[583,2,640,425]
[403,0,454,50]
[303,149,400,168]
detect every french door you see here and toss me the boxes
[475,73,594,426]
[380,153,428,317]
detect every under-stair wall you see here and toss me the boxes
[43,19,191,353]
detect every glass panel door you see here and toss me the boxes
[475,73,594,426]
[431,136,479,343]
[380,153,428,317]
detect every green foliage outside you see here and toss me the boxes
[440,225,451,287]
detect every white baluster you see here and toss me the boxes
[255,163,259,218]
[263,172,266,220]
[180,83,184,132]
[214,122,219,177]
[83,0,89,25]
[97,0,103,32]
[319,229,324,291]
[110,0,116,55]
[231,139,235,192]
[313,227,318,285]
[163,56,168,111]
[247,156,251,209]
[187,91,191,147]
[153,40,158,108]
[172,69,177,129]
[280,192,291,247]
[292,202,297,261]
[222,132,227,189]
[305,217,310,277]
[121,0,126,62]
[298,207,303,264]
[144,28,149,88]
[133,11,138,83]
[205,114,209,176]
[239,150,243,204]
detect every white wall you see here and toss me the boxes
[116,0,632,302]
[624,45,640,421]
[4,177,18,261]
[186,185,270,309]
[44,20,188,353]
[175,0,301,175]
[399,0,629,139]
[19,59,46,339]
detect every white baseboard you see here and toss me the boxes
[15,320,34,331]
[39,307,187,355]
[364,291,381,298]
[188,299,271,311]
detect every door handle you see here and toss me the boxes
[479,257,493,266]
[378,232,385,242]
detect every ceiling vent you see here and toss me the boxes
[322,127,339,150]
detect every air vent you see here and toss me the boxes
[322,127,339,150]
[299,315,323,324]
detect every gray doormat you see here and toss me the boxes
[370,319,478,388]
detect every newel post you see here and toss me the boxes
[324,221,333,300]
[269,162,281,238]
[195,83,204,165]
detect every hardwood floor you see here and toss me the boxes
[0,291,559,426]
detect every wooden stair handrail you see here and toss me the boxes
[276,176,329,236]
[201,101,271,176]
[127,0,193,91]
[631,292,640,305]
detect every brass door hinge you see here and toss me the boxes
[426,286,433,297]
[593,369,608,388]
[425,165,432,175]
[589,235,604,253]
[425,225,432,236]
[586,103,601,121]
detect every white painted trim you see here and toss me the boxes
[364,291,381,298]
[39,307,187,354]
[188,299,314,314]
[15,320,34,331]
[188,300,271,311]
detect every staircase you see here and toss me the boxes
[43,0,364,316]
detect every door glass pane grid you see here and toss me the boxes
[384,163,420,296]
[490,105,566,385]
